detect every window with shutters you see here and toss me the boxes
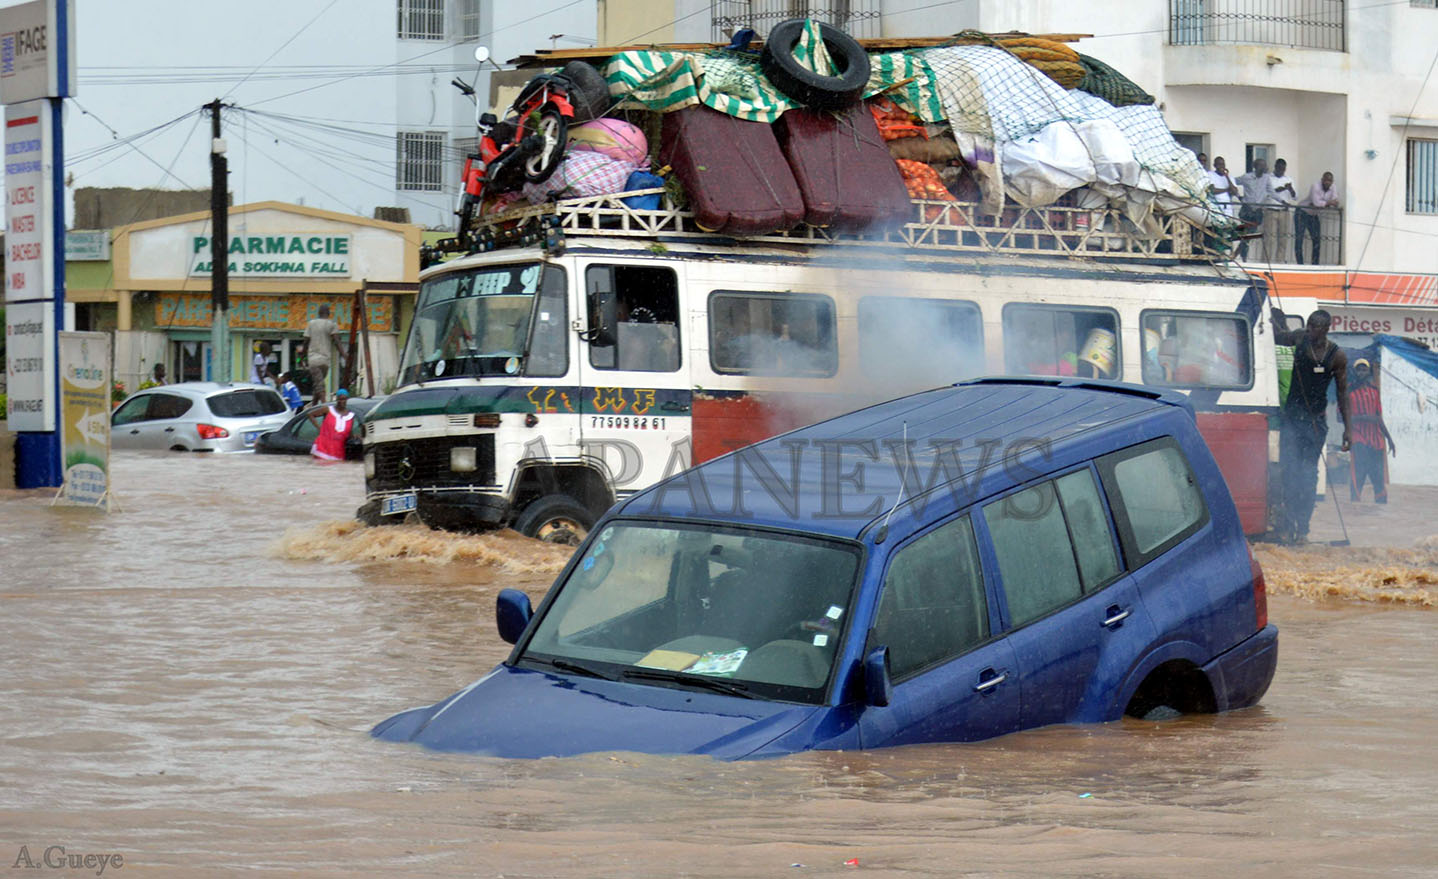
[397,131,445,192]
[1406,138,1438,214]
[397,0,445,40]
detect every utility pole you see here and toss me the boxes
[207,98,230,381]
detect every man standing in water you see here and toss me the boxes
[1271,307,1352,544]
[303,305,341,405]
[1347,358,1396,503]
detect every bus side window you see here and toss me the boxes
[1002,304,1121,380]
[858,297,984,386]
[1140,310,1252,389]
[586,265,681,372]
[708,291,838,377]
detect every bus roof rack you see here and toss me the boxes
[461,190,1214,263]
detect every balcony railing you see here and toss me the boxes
[1169,0,1346,51]
[1233,204,1343,266]
[710,0,882,40]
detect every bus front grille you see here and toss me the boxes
[370,435,495,491]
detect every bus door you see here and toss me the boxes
[579,262,692,501]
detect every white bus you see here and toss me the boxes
[359,193,1277,542]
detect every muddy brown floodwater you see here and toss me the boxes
[1,452,1434,878]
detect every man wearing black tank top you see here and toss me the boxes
[1271,308,1352,544]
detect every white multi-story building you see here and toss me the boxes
[5,0,598,230]
[631,0,1437,277]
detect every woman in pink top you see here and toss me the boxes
[308,388,356,461]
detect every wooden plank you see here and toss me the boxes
[508,32,1093,68]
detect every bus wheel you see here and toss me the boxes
[515,494,593,545]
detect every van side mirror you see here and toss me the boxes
[496,588,533,644]
[589,290,618,348]
[863,645,893,707]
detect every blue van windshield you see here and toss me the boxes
[519,522,861,703]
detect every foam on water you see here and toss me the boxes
[1252,538,1438,606]
[276,519,575,573]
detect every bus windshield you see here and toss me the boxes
[399,262,559,384]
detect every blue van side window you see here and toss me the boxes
[1111,445,1206,555]
[871,515,989,680]
[984,482,1083,626]
[1054,469,1121,590]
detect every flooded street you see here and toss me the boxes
[2,452,1434,877]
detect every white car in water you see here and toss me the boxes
[110,382,292,452]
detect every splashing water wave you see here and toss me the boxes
[276,520,575,573]
[1253,539,1438,606]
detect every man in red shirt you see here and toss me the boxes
[1347,358,1396,503]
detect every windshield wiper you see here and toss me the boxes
[527,656,616,681]
[620,668,757,699]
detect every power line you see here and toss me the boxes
[223,0,344,99]
[245,0,593,108]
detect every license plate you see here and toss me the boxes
[382,493,417,516]
[244,431,260,446]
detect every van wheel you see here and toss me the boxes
[514,494,593,545]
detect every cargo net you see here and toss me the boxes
[597,34,1234,243]
[921,43,1229,238]
[465,26,1236,260]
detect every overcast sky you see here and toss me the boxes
[0,0,598,228]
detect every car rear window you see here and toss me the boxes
[1106,442,1207,557]
[209,389,286,417]
[148,394,194,420]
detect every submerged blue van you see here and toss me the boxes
[374,378,1277,758]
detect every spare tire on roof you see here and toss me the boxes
[560,60,613,123]
[760,19,871,110]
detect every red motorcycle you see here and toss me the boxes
[453,52,610,245]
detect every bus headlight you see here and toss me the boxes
[450,446,477,473]
[364,451,376,479]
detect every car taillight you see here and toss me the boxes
[1248,544,1268,630]
[196,424,230,440]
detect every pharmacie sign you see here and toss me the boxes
[190,233,352,278]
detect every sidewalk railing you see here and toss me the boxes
[1232,204,1342,266]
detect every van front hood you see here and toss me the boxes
[372,665,819,759]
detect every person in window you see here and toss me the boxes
[1271,308,1352,544]
[1295,171,1339,265]
[1235,158,1272,260]
[1268,159,1299,263]
[251,341,271,384]
[1346,358,1395,504]
[1208,156,1238,219]
[308,388,356,462]
[280,371,304,411]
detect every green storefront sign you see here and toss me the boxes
[189,234,351,278]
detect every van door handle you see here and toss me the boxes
[129,429,140,435]
[164,427,175,432]
[974,669,1007,693]
[1103,605,1131,628]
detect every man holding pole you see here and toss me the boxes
[1270,307,1352,544]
